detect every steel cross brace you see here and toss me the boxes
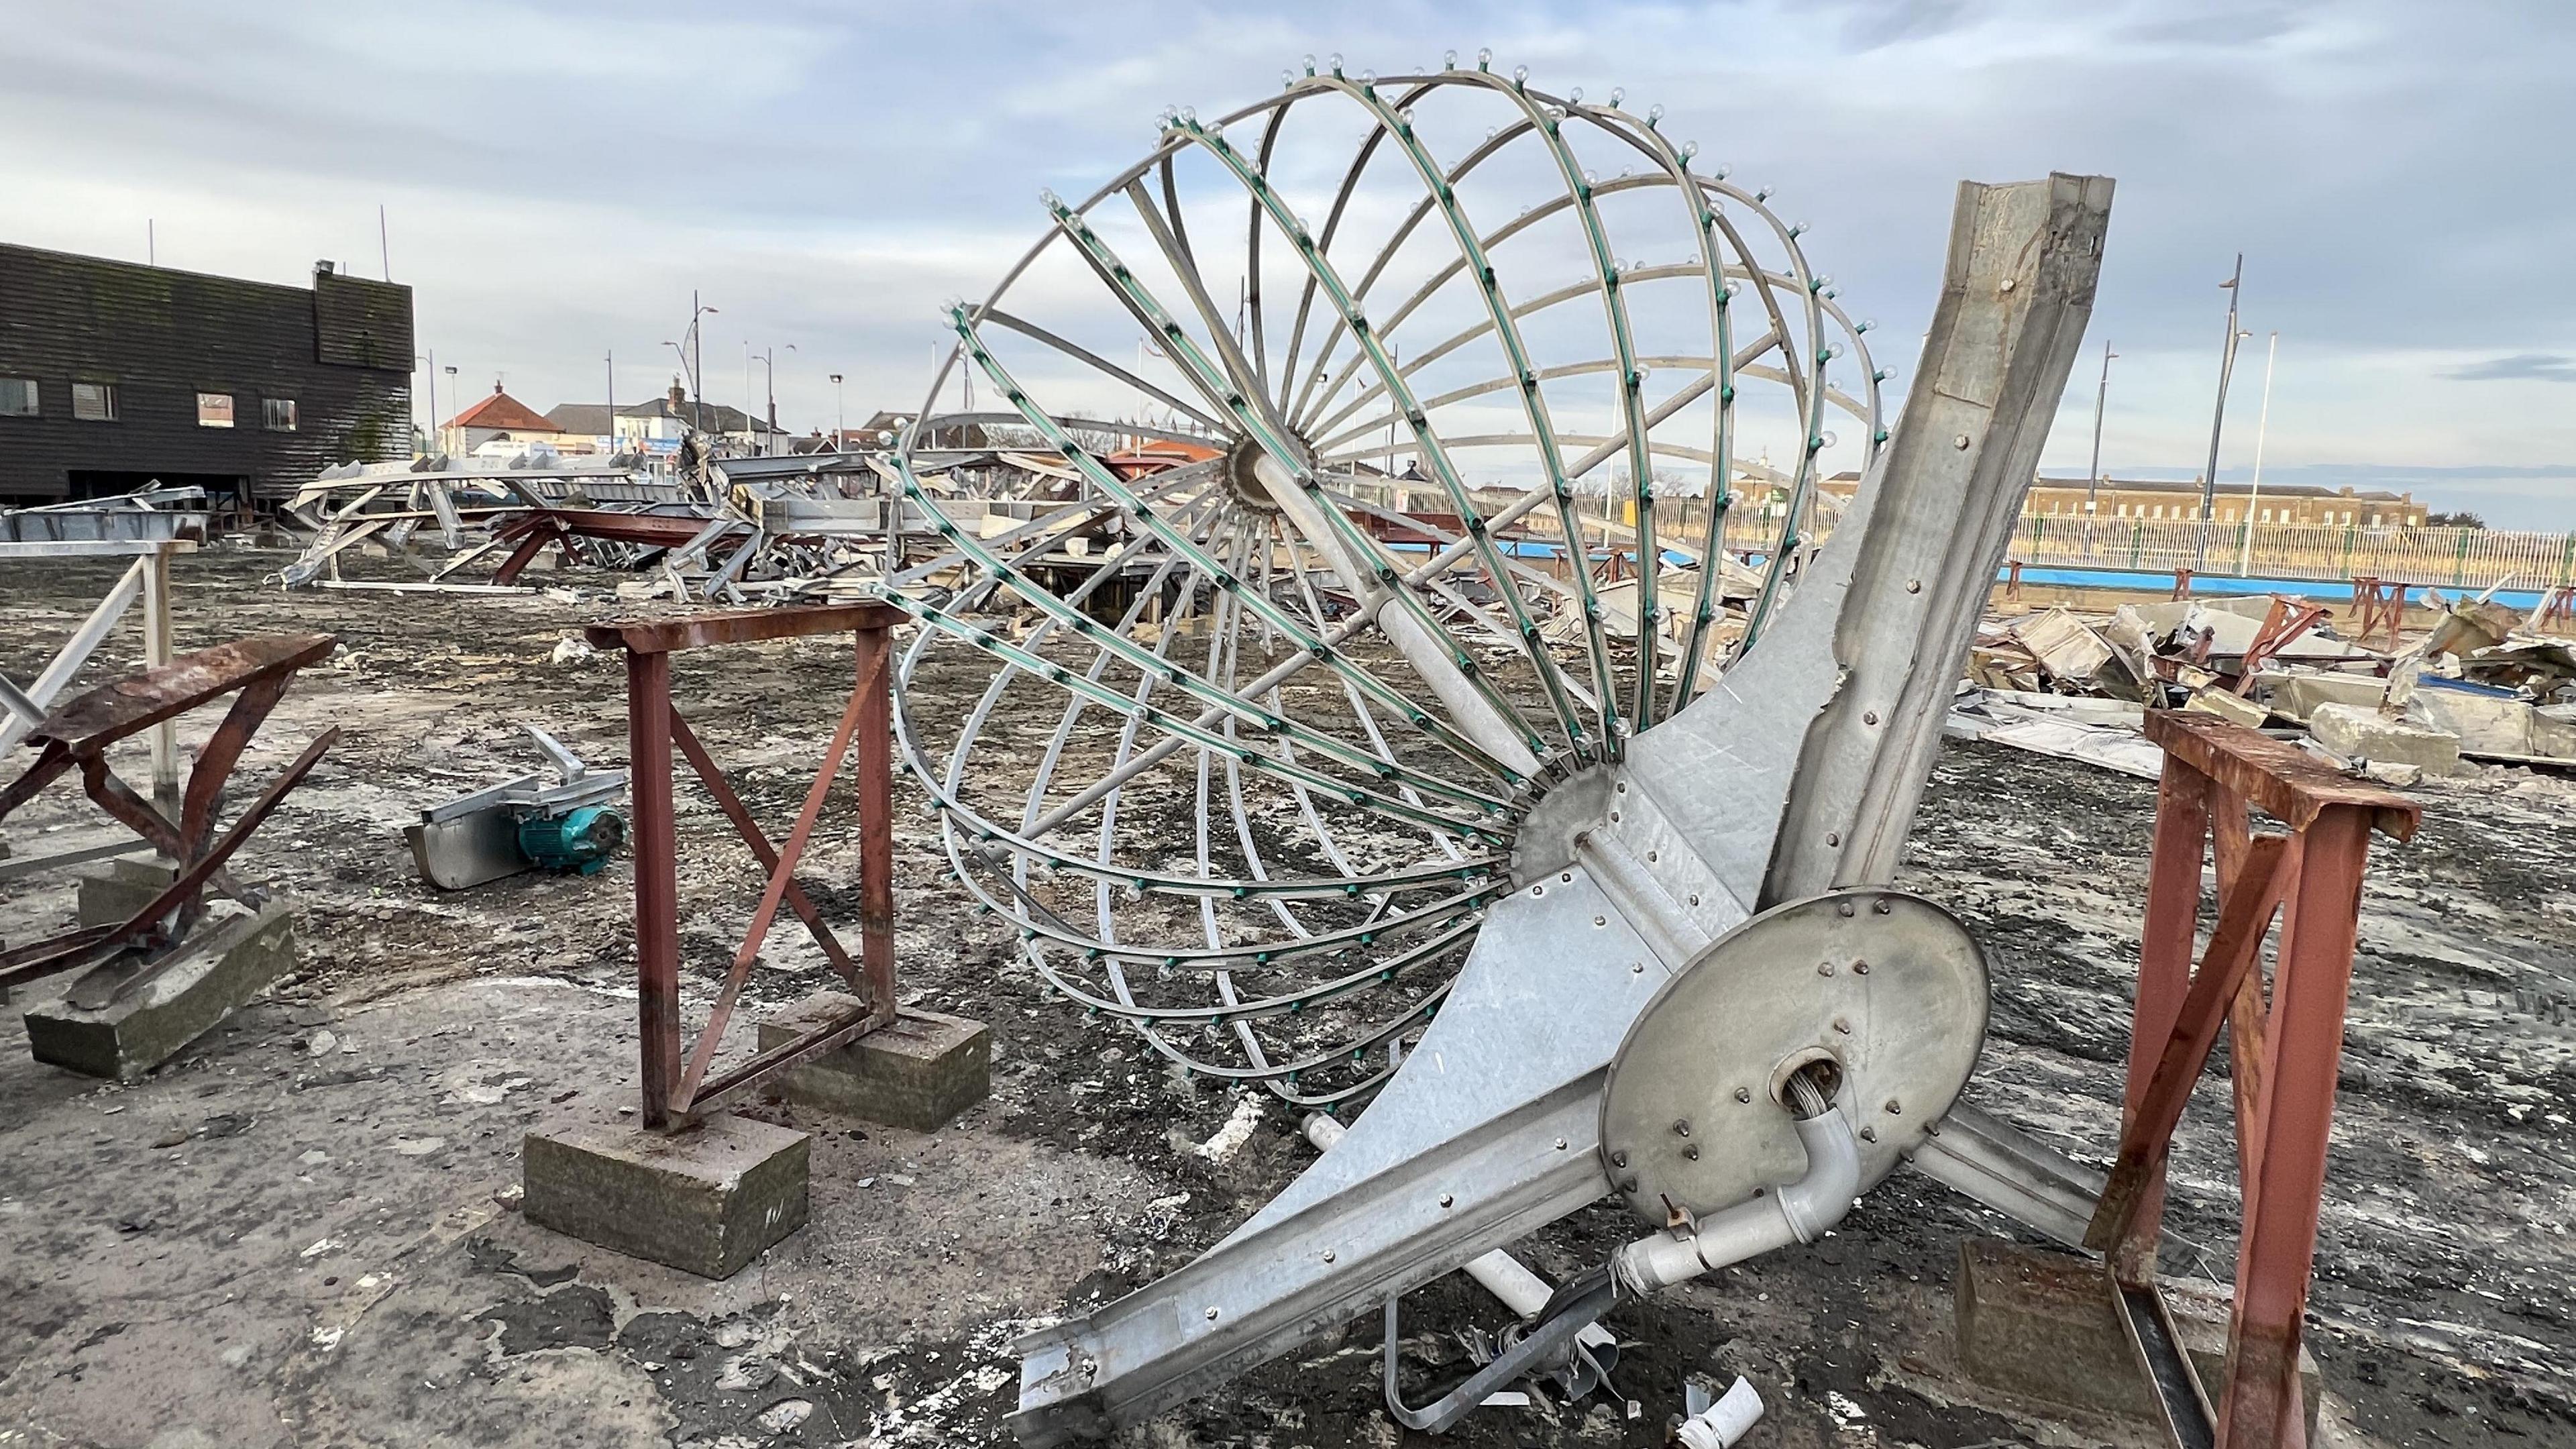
[2084,710,2417,1449]
[586,604,904,1129]
[0,633,339,997]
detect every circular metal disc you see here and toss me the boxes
[1598,888,1988,1224]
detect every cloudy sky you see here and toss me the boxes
[6,0,2571,525]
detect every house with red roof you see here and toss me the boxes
[441,382,564,455]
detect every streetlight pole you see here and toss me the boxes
[2194,253,2245,568]
[686,292,716,434]
[2084,340,2116,552]
[417,349,437,458]
[747,344,795,455]
[605,350,616,455]
[830,373,845,449]
[442,364,458,454]
[2236,330,2279,577]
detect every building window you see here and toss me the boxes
[72,382,117,421]
[264,398,298,431]
[2222,508,2237,522]
[0,378,36,417]
[197,392,236,428]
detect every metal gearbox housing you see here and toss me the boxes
[1599,888,1987,1223]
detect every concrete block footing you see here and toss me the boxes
[75,855,180,928]
[1955,1238,2318,1434]
[23,900,297,1081]
[756,992,991,1132]
[523,1111,810,1279]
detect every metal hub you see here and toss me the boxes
[1598,887,1988,1223]
[1221,435,1288,515]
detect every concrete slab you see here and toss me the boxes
[2183,686,2269,729]
[1956,1238,2318,1434]
[755,991,990,1132]
[74,855,179,928]
[523,1110,810,1279]
[2268,671,2388,722]
[2307,702,2461,777]
[23,900,296,1081]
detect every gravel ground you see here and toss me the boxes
[1,546,2570,1448]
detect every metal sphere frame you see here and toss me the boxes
[882,62,1885,1108]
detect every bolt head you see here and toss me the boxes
[1734,1087,1752,1103]
[1817,961,1836,976]
[1885,1098,1903,1115]
[1438,1193,1454,1208]
[1833,1017,1853,1034]
[1683,1144,1701,1161]
[1322,1248,1336,1263]
[1205,1306,1220,1320]
[1672,1119,1691,1137]
[1554,1137,1568,1150]
[1872,899,1892,915]
[1853,960,1871,975]
[1837,901,1856,917]
[1611,1150,1628,1168]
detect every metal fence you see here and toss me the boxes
[1999,518,2576,590]
[1341,481,2575,592]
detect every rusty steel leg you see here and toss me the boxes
[2089,832,2298,1263]
[2112,756,2212,1283]
[2216,804,2373,1449]
[629,649,683,1130]
[856,625,897,1018]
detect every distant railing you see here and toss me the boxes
[2002,518,2576,590]
[1336,480,2576,592]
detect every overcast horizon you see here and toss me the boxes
[5,0,2570,527]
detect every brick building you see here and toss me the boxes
[0,242,413,508]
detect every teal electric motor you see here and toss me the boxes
[516,804,626,875]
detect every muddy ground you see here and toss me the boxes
[1,546,2570,1448]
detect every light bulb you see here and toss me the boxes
[1281,68,1296,87]
[1679,140,1699,160]
[1857,317,1878,333]
[1647,103,1665,125]
[1038,187,1060,207]
[1302,53,1317,74]
[1820,431,1839,448]
[1179,106,1195,123]
[1328,52,1343,73]
[1477,46,1492,69]
[1513,64,1529,85]
[1608,87,1625,107]
[1358,69,1375,86]
[1813,274,1832,290]
[1568,86,1583,103]
[1755,186,1774,202]
[1821,343,1843,360]
[1443,48,1457,68]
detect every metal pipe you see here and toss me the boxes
[1609,1103,1861,1296]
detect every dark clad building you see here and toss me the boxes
[0,242,414,507]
